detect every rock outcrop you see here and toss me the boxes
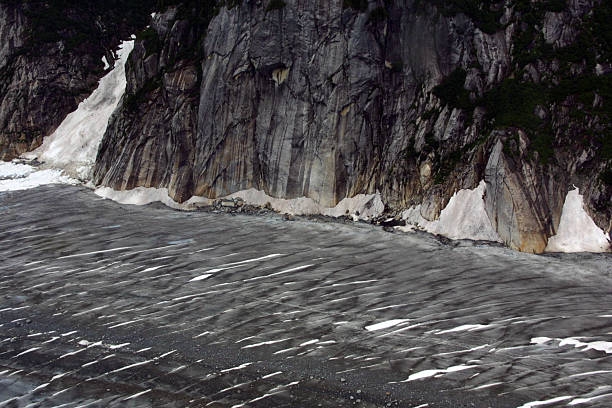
[92,0,611,253]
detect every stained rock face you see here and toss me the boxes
[485,140,560,253]
[94,7,203,203]
[95,1,504,208]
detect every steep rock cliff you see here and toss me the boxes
[88,0,610,253]
[0,0,155,160]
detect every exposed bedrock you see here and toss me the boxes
[91,1,612,252]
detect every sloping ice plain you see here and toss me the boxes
[0,184,611,407]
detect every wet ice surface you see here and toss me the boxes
[1,185,611,408]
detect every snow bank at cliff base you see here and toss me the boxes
[545,188,610,253]
[95,186,384,221]
[227,188,384,220]
[399,181,501,242]
[0,162,77,192]
[226,188,321,215]
[94,186,211,209]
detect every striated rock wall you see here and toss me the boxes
[94,6,205,203]
[88,0,612,252]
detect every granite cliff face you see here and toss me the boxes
[0,0,155,160]
[92,0,611,253]
[1,0,610,253]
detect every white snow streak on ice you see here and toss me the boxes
[189,254,285,281]
[472,382,502,390]
[244,264,313,282]
[365,319,411,331]
[568,393,612,405]
[515,396,573,408]
[402,365,478,381]
[107,343,130,350]
[545,187,610,253]
[262,371,282,379]
[123,389,151,401]
[58,247,132,259]
[569,370,612,378]
[242,339,291,349]
[436,324,493,334]
[13,347,40,358]
[531,337,612,354]
[220,363,252,373]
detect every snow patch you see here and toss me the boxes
[399,181,501,242]
[402,364,478,381]
[545,187,610,253]
[530,337,553,345]
[101,55,110,70]
[365,319,411,332]
[24,40,134,180]
[228,188,384,220]
[94,186,211,209]
[0,164,77,192]
[0,161,34,179]
[530,337,612,354]
[322,193,385,220]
